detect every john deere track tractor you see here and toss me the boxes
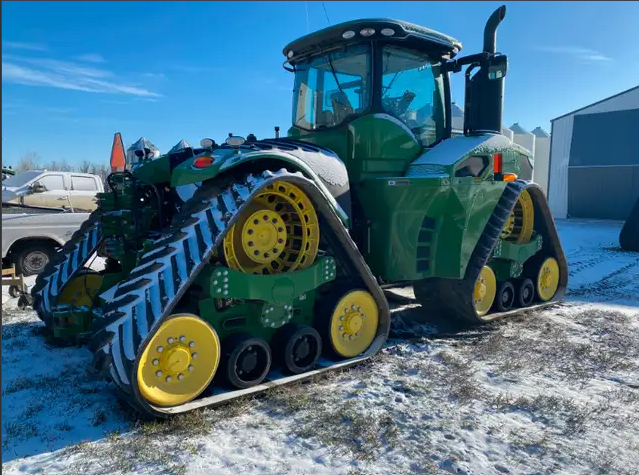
[32,5,567,417]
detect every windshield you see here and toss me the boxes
[2,170,42,188]
[293,44,371,130]
[381,45,446,146]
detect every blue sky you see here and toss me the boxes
[2,1,638,167]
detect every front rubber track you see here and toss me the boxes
[31,210,103,326]
[414,180,569,324]
[89,169,390,418]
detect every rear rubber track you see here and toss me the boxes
[88,169,390,418]
[414,180,569,323]
[31,210,103,326]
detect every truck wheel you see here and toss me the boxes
[14,245,55,276]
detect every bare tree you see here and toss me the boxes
[43,158,73,171]
[16,152,41,171]
[89,163,110,185]
[76,160,93,173]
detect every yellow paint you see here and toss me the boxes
[329,290,378,358]
[500,189,534,244]
[473,266,496,317]
[57,273,104,307]
[536,257,559,302]
[224,181,319,274]
[137,314,220,407]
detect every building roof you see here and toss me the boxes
[451,102,464,117]
[531,127,550,138]
[551,85,639,122]
[509,122,531,135]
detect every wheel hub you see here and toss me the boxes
[293,337,311,359]
[161,346,191,374]
[241,210,287,264]
[153,336,198,383]
[238,348,259,374]
[474,279,487,303]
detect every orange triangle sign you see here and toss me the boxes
[110,132,126,172]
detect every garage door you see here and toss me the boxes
[568,109,639,220]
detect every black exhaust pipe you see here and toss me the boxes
[483,5,506,54]
[463,5,508,136]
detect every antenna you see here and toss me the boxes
[322,2,331,26]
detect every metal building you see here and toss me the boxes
[547,85,639,220]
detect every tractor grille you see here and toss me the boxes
[416,216,436,273]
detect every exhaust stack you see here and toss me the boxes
[463,5,508,136]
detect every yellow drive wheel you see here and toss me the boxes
[473,266,497,317]
[137,314,221,407]
[223,181,320,275]
[500,189,534,244]
[329,290,379,358]
[536,257,560,302]
[57,272,104,307]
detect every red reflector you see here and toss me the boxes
[193,156,214,168]
[493,153,503,174]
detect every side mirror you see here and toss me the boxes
[31,182,46,193]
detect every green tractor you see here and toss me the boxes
[32,5,567,417]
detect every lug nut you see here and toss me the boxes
[180,336,186,342]
[156,370,162,377]
[339,326,344,331]
[157,346,164,353]
[167,337,174,344]
[178,374,184,380]
[189,341,195,348]
[192,353,198,359]
[340,316,345,321]
[166,376,173,382]
[188,365,194,372]
[152,359,159,365]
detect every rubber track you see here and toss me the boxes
[88,169,390,418]
[414,180,569,323]
[31,210,103,326]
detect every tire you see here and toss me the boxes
[14,244,56,276]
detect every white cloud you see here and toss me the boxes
[2,41,47,51]
[534,46,612,63]
[2,56,161,97]
[74,53,106,63]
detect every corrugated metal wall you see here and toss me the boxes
[548,86,639,218]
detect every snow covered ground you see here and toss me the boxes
[2,219,638,475]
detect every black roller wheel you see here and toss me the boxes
[516,278,535,307]
[276,324,322,374]
[222,334,271,389]
[494,281,515,312]
[8,285,21,298]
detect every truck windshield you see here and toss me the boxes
[381,45,446,146]
[2,170,42,188]
[293,44,371,130]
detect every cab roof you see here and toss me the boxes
[283,18,462,63]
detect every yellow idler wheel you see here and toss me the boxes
[223,181,320,275]
[473,266,497,317]
[57,272,104,307]
[329,290,379,358]
[500,190,534,244]
[536,257,560,302]
[137,314,220,407]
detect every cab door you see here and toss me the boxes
[22,173,70,208]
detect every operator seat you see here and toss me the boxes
[330,91,354,123]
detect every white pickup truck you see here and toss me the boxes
[2,209,92,276]
[2,170,104,212]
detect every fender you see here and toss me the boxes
[170,138,352,227]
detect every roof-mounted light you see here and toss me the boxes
[287,50,294,59]
[380,28,395,37]
[342,30,356,39]
[360,28,375,37]
[200,138,215,149]
[226,136,246,148]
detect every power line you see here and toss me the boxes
[322,2,331,26]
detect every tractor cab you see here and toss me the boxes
[282,11,510,180]
[283,19,461,150]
